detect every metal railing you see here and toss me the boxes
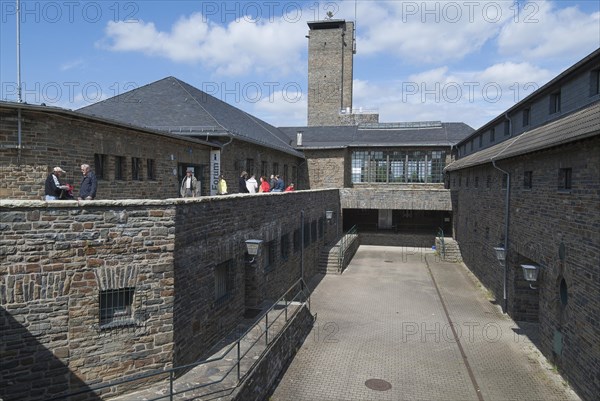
[47,278,311,401]
[337,225,358,272]
[437,227,446,259]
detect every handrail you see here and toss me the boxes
[337,225,358,272]
[437,227,446,259]
[47,278,311,401]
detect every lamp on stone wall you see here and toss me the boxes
[245,239,263,264]
[326,210,334,220]
[521,264,541,290]
[493,246,506,265]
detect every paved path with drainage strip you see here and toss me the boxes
[269,246,581,401]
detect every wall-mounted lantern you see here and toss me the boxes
[245,239,263,264]
[325,210,334,220]
[521,264,541,289]
[493,246,506,265]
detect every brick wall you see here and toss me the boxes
[448,137,600,401]
[0,189,340,400]
[0,106,304,200]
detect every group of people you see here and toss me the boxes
[45,164,97,201]
[179,170,295,198]
[238,171,294,193]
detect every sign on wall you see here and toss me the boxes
[210,150,221,196]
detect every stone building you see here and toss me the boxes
[445,48,600,401]
[1,191,340,400]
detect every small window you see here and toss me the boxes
[486,175,491,188]
[293,228,301,253]
[489,128,495,143]
[215,260,234,304]
[115,156,126,180]
[550,91,561,114]
[261,161,268,177]
[522,108,530,127]
[311,221,317,243]
[478,136,483,148]
[469,141,473,151]
[504,121,510,136]
[100,288,134,327]
[523,171,533,189]
[94,153,107,180]
[590,69,600,96]
[147,159,156,180]
[246,159,255,176]
[132,157,142,181]
[264,240,276,271]
[281,234,289,261]
[272,162,279,176]
[558,168,572,191]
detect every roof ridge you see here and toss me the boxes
[170,78,228,132]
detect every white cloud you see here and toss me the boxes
[497,1,600,61]
[251,88,306,126]
[60,59,84,72]
[98,12,307,78]
[354,1,513,63]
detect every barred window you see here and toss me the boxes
[264,240,276,271]
[272,162,279,176]
[261,161,268,177]
[94,153,107,180]
[318,217,325,239]
[132,157,142,181]
[558,168,572,191]
[115,156,126,180]
[215,260,234,304]
[246,159,255,176]
[100,288,134,327]
[147,159,156,180]
[524,171,533,189]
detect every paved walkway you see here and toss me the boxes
[270,246,581,401]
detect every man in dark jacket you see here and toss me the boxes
[78,164,97,200]
[239,171,249,193]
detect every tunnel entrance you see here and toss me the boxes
[342,209,452,247]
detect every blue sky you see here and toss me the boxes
[1,0,599,129]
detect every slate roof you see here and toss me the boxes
[445,101,600,171]
[78,77,303,158]
[279,122,474,149]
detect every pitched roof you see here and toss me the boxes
[445,101,600,171]
[78,77,303,157]
[279,122,474,149]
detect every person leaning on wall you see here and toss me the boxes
[78,163,97,200]
[44,166,69,201]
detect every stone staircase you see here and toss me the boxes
[436,237,463,262]
[318,246,340,274]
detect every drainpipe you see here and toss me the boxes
[301,210,305,290]
[16,0,23,165]
[492,112,513,314]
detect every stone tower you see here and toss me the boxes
[307,20,355,126]
[306,20,378,126]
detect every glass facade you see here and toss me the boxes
[351,150,446,184]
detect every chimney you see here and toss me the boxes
[296,131,303,147]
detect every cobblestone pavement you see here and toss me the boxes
[269,246,581,401]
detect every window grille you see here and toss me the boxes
[94,153,107,180]
[147,159,156,180]
[264,241,276,271]
[132,157,142,181]
[99,288,135,327]
[115,156,126,180]
[215,260,234,304]
[558,168,572,191]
